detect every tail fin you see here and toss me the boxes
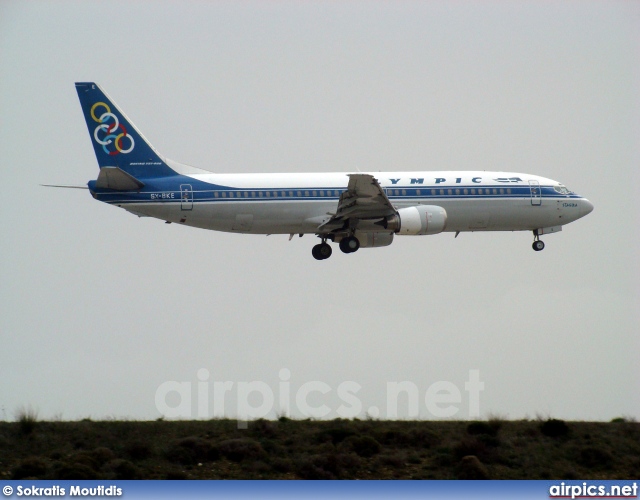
[75,82,176,179]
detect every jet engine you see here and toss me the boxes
[385,205,447,235]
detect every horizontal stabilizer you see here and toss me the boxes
[95,167,145,191]
[41,184,88,189]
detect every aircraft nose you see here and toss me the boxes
[581,199,594,217]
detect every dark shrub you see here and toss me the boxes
[455,455,490,479]
[218,438,265,462]
[91,447,116,466]
[540,419,570,438]
[317,427,356,445]
[577,447,614,470]
[125,440,154,460]
[434,447,455,467]
[454,436,500,464]
[271,457,294,473]
[454,437,487,460]
[207,445,221,461]
[408,428,440,448]
[251,419,278,438]
[241,460,271,474]
[55,463,99,480]
[164,445,195,465]
[165,469,189,479]
[375,429,411,446]
[341,435,381,458]
[377,452,406,467]
[258,439,283,455]
[467,421,500,437]
[12,457,48,479]
[165,436,213,465]
[563,468,579,480]
[68,452,100,471]
[104,459,139,479]
[295,452,361,479]
[296,456,335,479]
[476,433,501,448]
[16,406,38,435]
[406,451,421,464]
[338,453,363,474]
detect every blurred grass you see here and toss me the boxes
[1,418,638,479]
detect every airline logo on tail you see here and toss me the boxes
[90,101,135,155]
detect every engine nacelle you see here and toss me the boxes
[353,231,394,248]
[389,205,447,235]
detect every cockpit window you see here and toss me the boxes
[554,184,573,195]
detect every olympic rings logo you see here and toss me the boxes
[90,101,135,155]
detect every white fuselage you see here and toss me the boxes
[104,170,593,236]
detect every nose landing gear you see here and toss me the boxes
[532,230,545,251]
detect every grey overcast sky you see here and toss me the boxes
[1,1,638,422]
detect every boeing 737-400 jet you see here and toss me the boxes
[69,82,593,260]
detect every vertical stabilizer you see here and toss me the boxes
[75,82,176,179]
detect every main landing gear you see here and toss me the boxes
[339,235,360,254]
[311,235,361,260]
[532,230,545,252]
[312,241,332,260]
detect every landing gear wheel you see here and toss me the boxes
[339,236,360,254]
[318,243,332,259]
[312,244,322,260]
[312,243,332,260]
[532,240,545,251]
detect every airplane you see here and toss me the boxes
[68,82,593,260]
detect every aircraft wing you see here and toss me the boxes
[318,173,396,233]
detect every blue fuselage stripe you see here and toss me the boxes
[96,185,581,205]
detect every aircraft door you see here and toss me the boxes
[180,184,193,211]
[529,180,541,206]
